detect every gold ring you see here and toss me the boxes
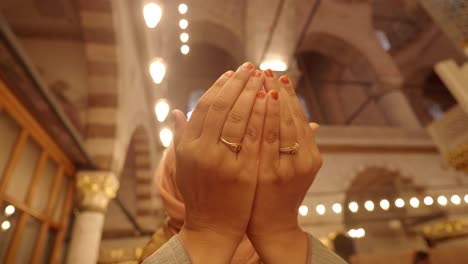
[280,142,300,154]
[220,137,242,153]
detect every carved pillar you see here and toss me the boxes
[66,171,119,264]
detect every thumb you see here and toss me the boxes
[172,109,187,148]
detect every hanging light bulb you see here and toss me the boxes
[409,197,419,208]
[178,3,188,14]
[299,205,308,216]
[143,3,162,28]
[159,127,173,147]
[181,45,190,55]
[437,195,448,206]
[332,203,342,214]
[424,196,434,206]
[4,205,15,216]
[348,202,358,213]
[154,99,170,122]
[364,201,374,212]
[380,199,390,210]
[180,32,189,43]
[179,19,189,29]
[1,220,11,231]
[149,59,166,84]
[451,194,461,205]
[395,198,405,208]
[316,204,326,215]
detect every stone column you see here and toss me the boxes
[376,90,421,129]
[66,171,119,264]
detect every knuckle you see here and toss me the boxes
[244,126,259,141]
[264,130,279,144]
[212,97,229,112]
[194,98,211,113]
[227,109,245,124]
[282,115,295,126]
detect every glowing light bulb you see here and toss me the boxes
[178,3,188,14]
[155,99,170,122]
[1,220,11,231]
[409,197,419,208]
[259,60,287,71]
[316,204,326,215]
[299,205,308,216]
[380,199,390,210]
[348,202,358,213]
[332,203,342,214]
[143,3,162,28]
[180,32,189,43]
[159,127,173,147]
[179,19,189,29]
[395,198,405,208]
[4,205,15,216]
[364,201,374,212]
[149,59,166,84]
[437,195,448,206]
[181,45,190,55]
[451,195,461,205]
[424,196,434,206]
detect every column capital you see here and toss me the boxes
[76,171,119,212]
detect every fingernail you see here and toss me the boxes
[256,91,266,98]
[224,70,234,78]
[280,76,290,85]
[310,122,319,131]
[264,69,274,78]
[252,70,262,77]
[270,90,279,100]
[242,62,254,71]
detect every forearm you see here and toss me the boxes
[178,227,241,264]
[249,228,309,264]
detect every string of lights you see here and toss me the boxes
[142,2,192,148]
[298,194,468,217]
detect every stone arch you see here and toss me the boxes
[184,20,244,64]
[78,0,120,170]
[299,32,378,84]
[168,41,239,114]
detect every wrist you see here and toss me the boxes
[178,226,242,264]
[249,228,309,264]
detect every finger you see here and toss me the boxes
[201,62,256,143]
[184,70,233,141]
[260,90,280,170]
[172,109,188,148]
[263,69,280,93]
[221,70,263,145]
[278,87,297,167]
[240,90,267,163]
[278,75,309,130]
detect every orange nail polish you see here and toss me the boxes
[265,69,274,78]
[270,90,279,100]
[280,76,290,85]
[243,62,254,70]
[256,91,266,98]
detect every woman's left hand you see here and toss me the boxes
[247,73,322,264]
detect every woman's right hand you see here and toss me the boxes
[247,73,322,264]
[172,63,265,263]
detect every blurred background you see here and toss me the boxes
[0,0,467,263]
